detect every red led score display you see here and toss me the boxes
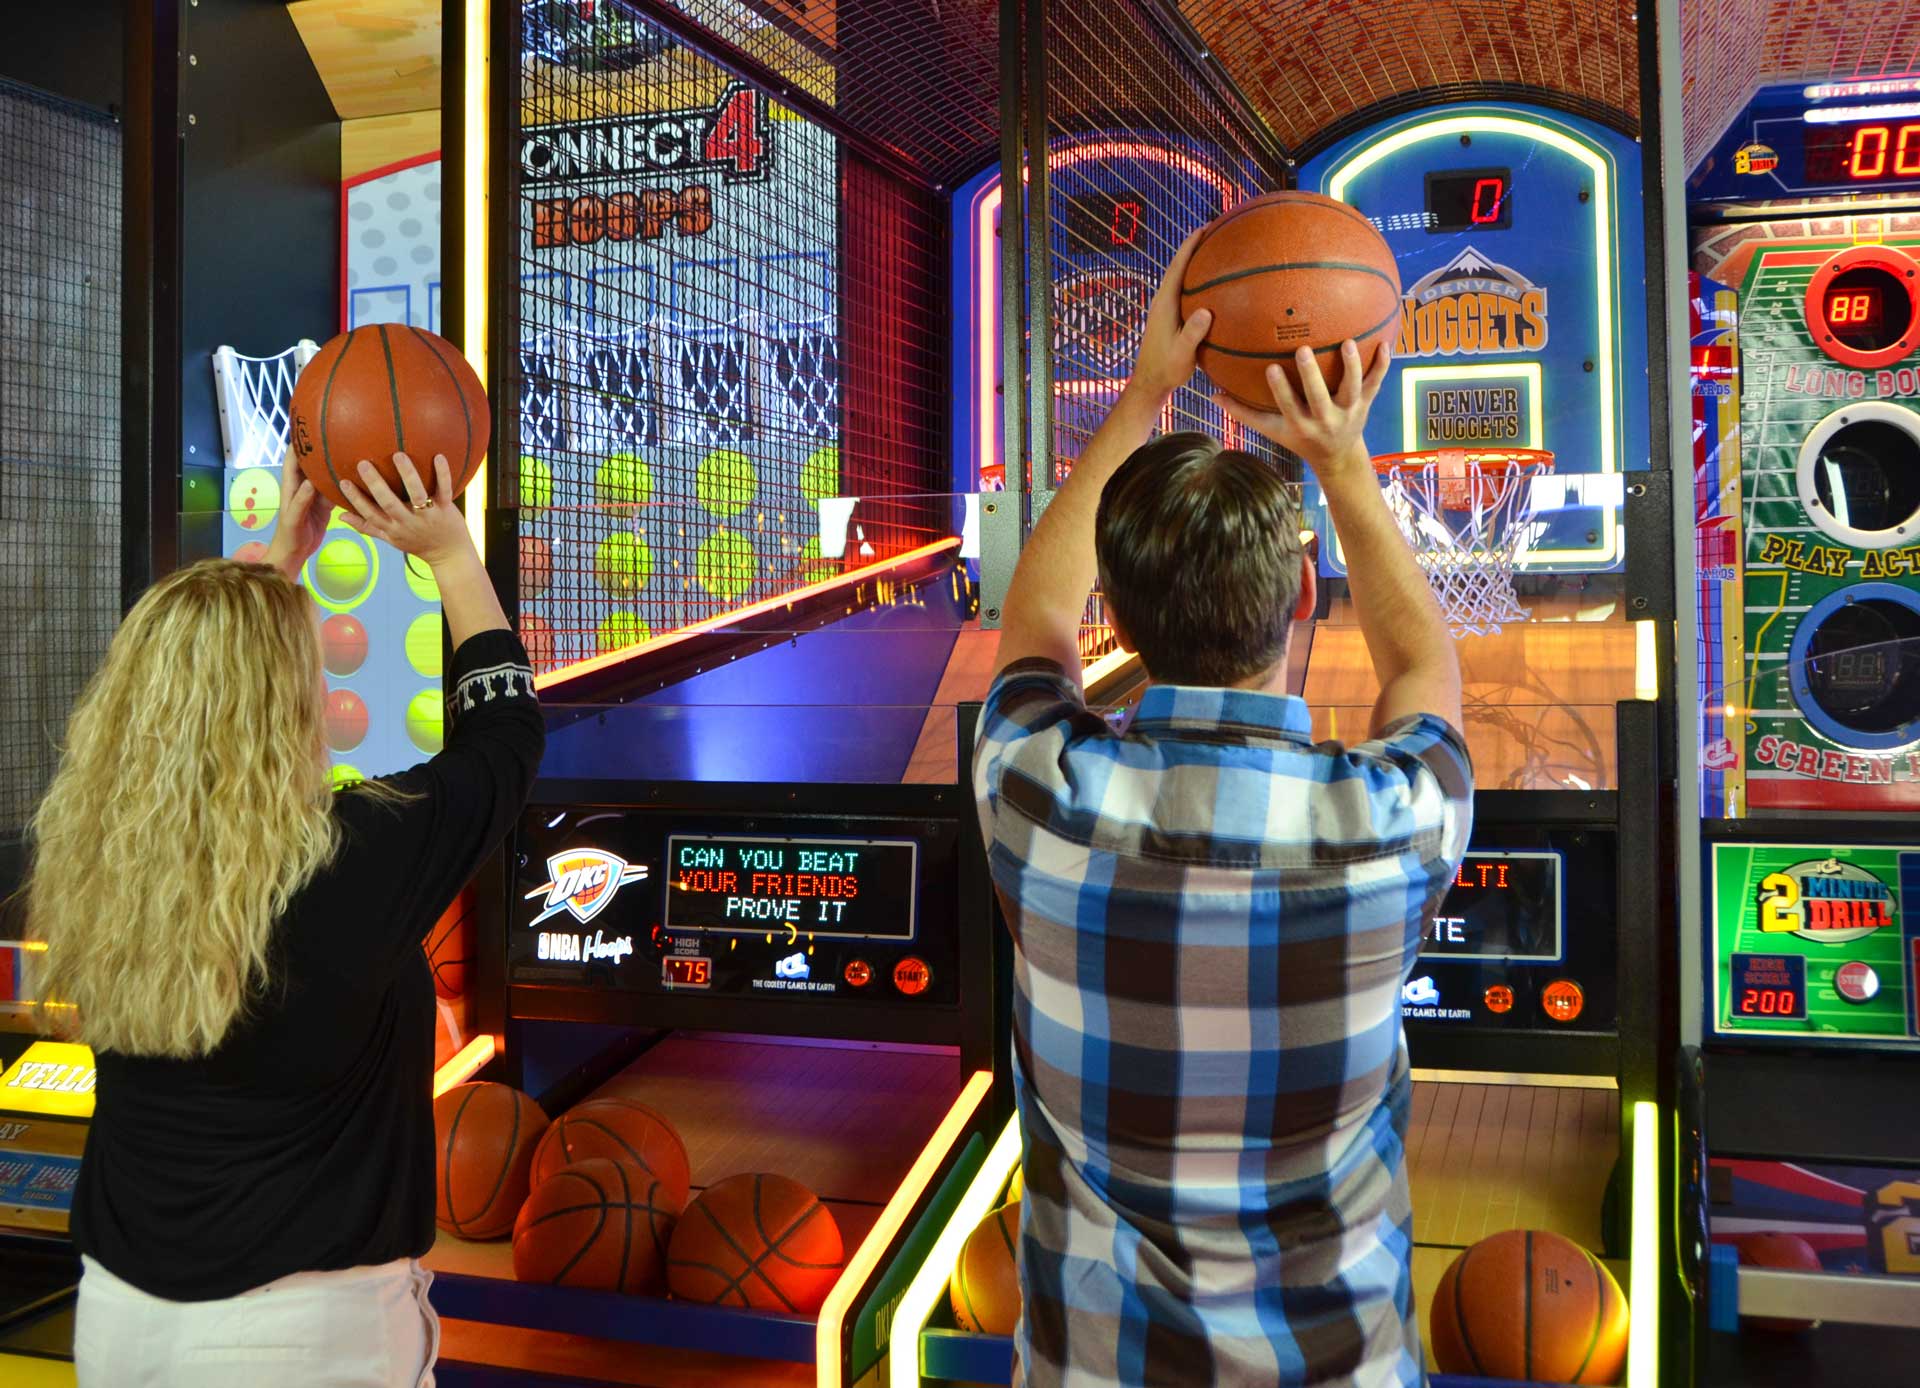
[664,834,918,939]
[1807,122,1920,185]
[1804,244,1920,370]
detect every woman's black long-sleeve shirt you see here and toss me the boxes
[71,629,546,1301]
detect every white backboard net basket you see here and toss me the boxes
[1373,449,1554,638]
[213,340,321,473]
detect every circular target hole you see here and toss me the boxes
[1822,264,1913,353]
[1804,598,1920,736]
[1810,419,1920,535]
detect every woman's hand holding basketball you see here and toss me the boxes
[1220,339,1392,484]
[337,452,472,566]
[1128,230,1213,402]
[261,449,329,580]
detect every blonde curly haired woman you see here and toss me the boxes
[26,451,544,1387]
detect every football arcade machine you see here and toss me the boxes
[424,4,1012,1386]
[894,4,1677,1386]
[1682,73,1920,1380]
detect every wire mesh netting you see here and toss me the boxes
[0,80,121,845]
[508,0,949,673]
[1178,0,1641,156]
[1043,0,1286,660]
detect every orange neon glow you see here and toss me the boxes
[814,1067,992,1388]
[431,1036,497,1098]
[535,538,961,691]
[975,141,1241,482]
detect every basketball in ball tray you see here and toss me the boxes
[288,325,489,510]
[434,1081,549,1240]
[950,1200,1022,1335]
[667,1172,845,1313]
[1429,1229,1628,1384]
[530,1096,691,1212]
[1180,191,1401,407]
[512,1158,680,1295]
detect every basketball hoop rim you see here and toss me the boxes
[1370,448,1556,477]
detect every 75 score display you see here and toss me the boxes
[665,835,919,939]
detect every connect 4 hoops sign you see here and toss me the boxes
[519,83,772,188]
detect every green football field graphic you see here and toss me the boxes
[1712,843,1915,1040]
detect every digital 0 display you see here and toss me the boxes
[1424,168,1512,233]
[665,835,918,939]
[1060,191,1146,251]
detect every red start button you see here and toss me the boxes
[893,958,931,996]
[844,959,873,988]
[1542,979,1585,1024]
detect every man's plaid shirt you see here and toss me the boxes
[973,662,1474,1387]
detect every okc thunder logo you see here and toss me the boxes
[526,849,649,927]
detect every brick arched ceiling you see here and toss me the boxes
[1177,0,1641,157]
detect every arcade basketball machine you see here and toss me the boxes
[1675,13,1920,1384]
[421,3,1018,1386]
[892,0,1687,1384]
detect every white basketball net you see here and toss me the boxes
[1377,451,1548,638]
[212,341,321,472]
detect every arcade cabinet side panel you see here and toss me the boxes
[1690,269,1745,819]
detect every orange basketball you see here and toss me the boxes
[425,893,472,1000]
[667,1172,845,1313]
[434,1082,549,1239]
[1737,1232,1822,1332]
[512,1158,681,1295]
[531,1097,691,1211]
[289,325,489,510]
[950,1200,1022,1335]
[1179,190,1401,407]
[1429,1229,1627,1384]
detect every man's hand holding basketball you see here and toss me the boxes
[1128,230,1213,403]
[1220,341,1391,482]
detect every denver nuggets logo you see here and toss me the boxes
[526,849,649,927]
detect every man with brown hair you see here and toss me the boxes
[973,232,1473,1387]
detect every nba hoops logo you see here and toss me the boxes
[526,849,649,927]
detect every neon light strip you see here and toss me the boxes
[975,142,1239,482]
[1634,619,1659,701]
[462,0,489,561]
[1082,645,1135,686]
[1626,1099,1661,1387]
[1803,102,1920,124]
[1328,113,1619,567]
[536,537,960,691]
[817,1068,993,1388]
[888,1114,1024,1388]
[431,1035,496,1098]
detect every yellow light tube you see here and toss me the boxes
[817,1068,993,1388]
[431,1035,497,1098]
[888,1114,1024,1388]
[1626,1099,1661,1388]
[1634,619,1660,701]
[461,0,489,562]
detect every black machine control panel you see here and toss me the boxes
[1401,828,1618,1034]
[510,802,962,1010]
